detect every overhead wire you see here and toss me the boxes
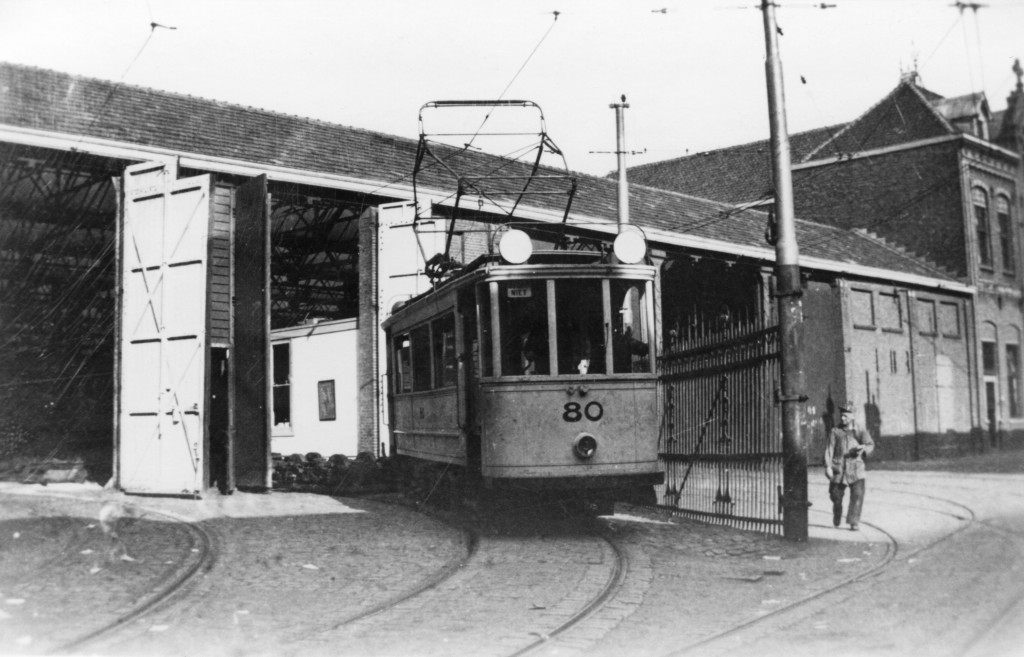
[465,11,561,152]
[1,14,174,412]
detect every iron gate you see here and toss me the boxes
[657,325,783,534]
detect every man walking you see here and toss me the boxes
[825,402,875,531]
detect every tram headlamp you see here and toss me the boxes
[498,229,533,264]
[613,228,647,264]
[573,432,598,460]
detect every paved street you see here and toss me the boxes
[1,460,1022,657]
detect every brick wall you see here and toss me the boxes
[837,280,977,461]
[793,141,966,276]
[357,207,379,456]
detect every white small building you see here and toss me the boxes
[271,318,359,458]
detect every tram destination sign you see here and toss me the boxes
[507,285,533,298]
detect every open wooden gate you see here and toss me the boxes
[117,162,211,495]
[116,163,270,495]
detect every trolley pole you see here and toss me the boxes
[761,0,808,541]
[610,96,630,230]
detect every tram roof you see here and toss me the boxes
[0,62,967,293]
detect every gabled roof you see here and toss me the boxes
[627,125,843,205]
[628,79,968,204]
[804,81,955,160]
[0,61,965,288]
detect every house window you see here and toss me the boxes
[917,298,937,336]
[878,292,902,332]
[851,289,875,329]
[1007,343,1022,418]
[939,302,961,338]
[974,187,992,268]
[997,196,1015,274]
[982,341,998,376]
[272,343,291,429]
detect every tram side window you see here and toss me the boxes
[432,314,458,388]
[610,279,652,374]
[411,325,432,391]
[478,284,493,377]
[499,281,550,375]
[394,333,412,393]
[555,279,606,375]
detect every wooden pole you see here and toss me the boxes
[762,0,808,541]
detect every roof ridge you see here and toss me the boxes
[626,121,848,173]
[626,136,771,173]
[802,80,955,162]
[0,60,422,146]
[905,81,959,134]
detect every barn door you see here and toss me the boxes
[118,162,212,496]
[233,175,271,489]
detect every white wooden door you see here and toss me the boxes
[118,162,211,495]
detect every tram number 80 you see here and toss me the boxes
[562,401,604,422]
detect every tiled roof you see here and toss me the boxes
[627,80,963,205]
[626,125,844,205]
[804,81,954,160]
[0,62,960,285]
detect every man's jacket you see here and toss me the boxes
[825,425,875,484]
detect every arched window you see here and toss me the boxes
[974,187,992,268]
[1007,327,1022,418]
[997,195,1015,273]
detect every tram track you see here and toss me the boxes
[506,527,629,657]
[320,521,481,632]
[296,502,638,657]
[665,487,982,657]
[49,506,215,656]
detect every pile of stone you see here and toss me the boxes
[271,451,390,495]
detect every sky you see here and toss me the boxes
[0,0,1022,177]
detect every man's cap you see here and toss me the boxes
[838,401,855,413]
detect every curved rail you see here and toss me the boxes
[666,487,981,657]
[506,528,628,657]
[51,507,215,655]
[323,522,479,631]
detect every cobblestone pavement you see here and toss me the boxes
[1,470,1021,657]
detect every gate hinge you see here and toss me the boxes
[774,391,809,404]
[773,289,804,299]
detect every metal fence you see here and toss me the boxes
[657,325,783,534]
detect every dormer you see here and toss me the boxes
[930,92,992,140]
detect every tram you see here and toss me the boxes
[382,229,664,510]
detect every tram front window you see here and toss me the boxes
[498,281,550,375]
[611,279,653,374]
[556,279,605,375]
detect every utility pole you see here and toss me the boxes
[761,0,808,541]
[610,95,630,230]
